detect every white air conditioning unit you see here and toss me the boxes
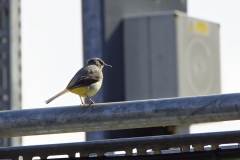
[124,10,220,99]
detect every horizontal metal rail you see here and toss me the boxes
[42,148,240,160]
[1,93,240,137]
[1,130,240,160]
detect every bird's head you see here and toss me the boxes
[87,58,112,69]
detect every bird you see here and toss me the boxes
[45,58,112,105]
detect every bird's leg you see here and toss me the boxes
[86,95,95,105]
[79,96,84,105]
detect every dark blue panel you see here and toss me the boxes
[82,0,106,141]
[0,0,11,147]
[82,0,104,103]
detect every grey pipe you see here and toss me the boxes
[0,93,240,137]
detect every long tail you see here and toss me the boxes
[45,89,69,104]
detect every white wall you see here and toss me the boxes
[21,0,85,145]
[188,0,240,133]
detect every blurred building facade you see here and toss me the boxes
[0,0,21,146]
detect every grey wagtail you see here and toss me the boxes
[45,58,112,105]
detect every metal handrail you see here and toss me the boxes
[0,93,240,137]
[1,130,240,159]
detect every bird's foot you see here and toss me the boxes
[88,101,95,105]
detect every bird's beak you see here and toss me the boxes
[104,63,112,67]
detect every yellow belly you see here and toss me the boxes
[69,81,102,98]
[70,86,88,97]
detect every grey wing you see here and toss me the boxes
[66,66,102,90]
